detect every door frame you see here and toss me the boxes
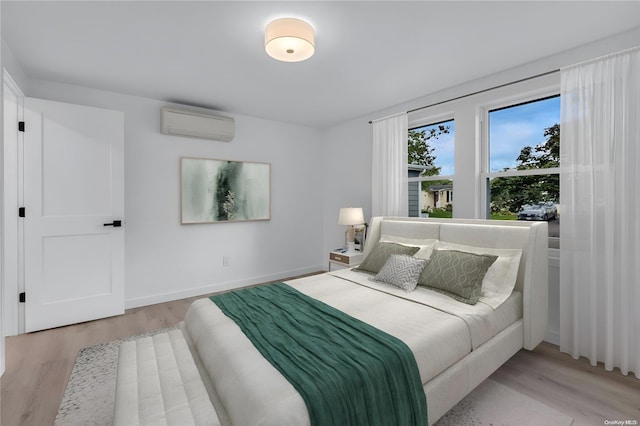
[2,68,25,336]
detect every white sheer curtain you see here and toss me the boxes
[372,113,408,217]
[560,46,640,378]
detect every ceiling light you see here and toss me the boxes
[265,18,315,62]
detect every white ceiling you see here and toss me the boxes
[3,1,640,128]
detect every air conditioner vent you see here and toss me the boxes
[161,107,235,142]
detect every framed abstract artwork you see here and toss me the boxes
[181,157,271,224]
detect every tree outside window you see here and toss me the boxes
[486,95,560,246]
[490,123,559,214]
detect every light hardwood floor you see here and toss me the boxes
[2,278,639,426]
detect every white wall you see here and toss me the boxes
[25,80,325,308]
[320,120,372,268]
[321,27,640,342]
[1,40,28,95]
[1,3,5,377]
[547,253,561,344]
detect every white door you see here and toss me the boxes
[23,98,124,332]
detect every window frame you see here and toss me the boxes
[407,113,456,217]
[479,87,560,247]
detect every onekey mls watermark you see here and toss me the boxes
[604,421,638,425]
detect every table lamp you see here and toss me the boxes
[338,207,365,253]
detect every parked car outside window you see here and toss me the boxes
[517,202,557,221]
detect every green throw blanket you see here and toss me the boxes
[210,282,428,426]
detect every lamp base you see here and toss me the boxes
[346,242,356,253]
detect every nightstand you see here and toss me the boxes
[329,250,364,271]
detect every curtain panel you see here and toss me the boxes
[559,46,640,378]
[372,113,408,217]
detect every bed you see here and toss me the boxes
[180,216,548,425]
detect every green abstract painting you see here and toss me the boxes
[181,157,271,224]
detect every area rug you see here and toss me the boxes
[434,379,573,426]
[56,331,573,426]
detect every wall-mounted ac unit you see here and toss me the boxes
[161,106,235,142]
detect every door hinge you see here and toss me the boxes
[18,121,25,132]
[18,207,26,218]
[19,292,26,303]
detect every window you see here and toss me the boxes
[484,95,560,247]
[407,119,455,218]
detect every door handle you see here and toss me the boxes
[103,220,122,227]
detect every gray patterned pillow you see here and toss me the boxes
[354,242,420,274]
[371,254,428,292]
[418,249,497,305]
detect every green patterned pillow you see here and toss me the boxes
[418,249,497,305]
[354,242,420,274]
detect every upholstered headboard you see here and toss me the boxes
[365,216,548,350]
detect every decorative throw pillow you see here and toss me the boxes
[371,254,428,292]
[418,249,498,305]
[354,242,420,274]
[437,242,522,309]
[379,235,438,260]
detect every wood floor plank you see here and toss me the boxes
[2,273,639,426]
[490,342,640,425]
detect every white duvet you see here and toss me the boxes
[183,270,522,426]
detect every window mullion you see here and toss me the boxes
[485,167,560,179]
[408,174,455,183]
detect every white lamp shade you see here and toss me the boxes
[265,18,315,62]
[338,208,365,226]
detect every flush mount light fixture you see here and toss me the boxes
[265,18,315,62]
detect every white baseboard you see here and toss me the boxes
[545,329,560,346]
[124,265,324,309]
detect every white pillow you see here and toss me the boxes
[436,241,522,309]
[379,235,438,260]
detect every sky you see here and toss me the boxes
[412,95,560,175]
[489,96,560,171]
[415,119,456,176]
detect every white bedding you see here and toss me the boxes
[184,270,522,426]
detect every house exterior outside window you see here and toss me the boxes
[407,119,455,218]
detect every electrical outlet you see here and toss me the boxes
[223,256,230,267]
